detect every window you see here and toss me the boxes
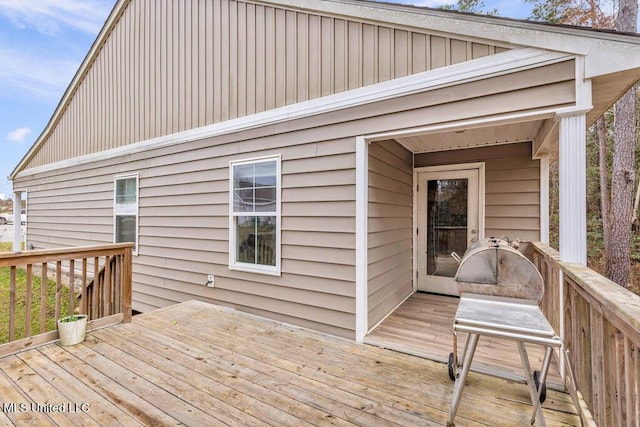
[114,175,139,255]
[229,156,280,275]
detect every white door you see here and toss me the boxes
[416,168,480,295]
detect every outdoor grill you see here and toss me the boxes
[446,237,563,427]
[454,237,544,302]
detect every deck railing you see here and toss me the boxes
[0,243,133,356]
[531,242,640,426]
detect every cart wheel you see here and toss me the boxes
[533,370,547,403]
[448,352,456,380]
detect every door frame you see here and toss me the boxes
[412,162,486,293]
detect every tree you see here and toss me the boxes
[441,0,499,15]
[606,0,638,288]
[529,0,638,288]
[527,0,616,26]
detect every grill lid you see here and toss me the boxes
[454,237,544,302]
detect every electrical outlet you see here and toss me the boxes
[206,275,215,287]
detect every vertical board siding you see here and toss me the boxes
[17,129,357,338]
[25,0,504,169]
[367,140,413,329]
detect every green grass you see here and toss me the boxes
[0,245,76,343]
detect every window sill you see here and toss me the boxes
[229,264,281,276]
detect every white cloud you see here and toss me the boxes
[0,0,113,36]
[0,45,78,99]
[7,127,32,143]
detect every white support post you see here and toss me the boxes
[539,155,550,245]
[558,114,587,265]
[12,191,22,252]
[355,137,368,342]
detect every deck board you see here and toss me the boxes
[0,300,578,426]
[365,293,564,387]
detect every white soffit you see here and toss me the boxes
[395,119,546,153]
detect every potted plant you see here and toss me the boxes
[57,313,88,346]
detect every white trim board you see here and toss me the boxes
[13,48,572,179]
[355,136,368,342]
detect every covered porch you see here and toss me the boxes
[351,44,640,425]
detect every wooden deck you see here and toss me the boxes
[366,293,563,387]
[0,300,577,426]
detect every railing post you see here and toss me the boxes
[122,245,133,323]
[559,268,565,380]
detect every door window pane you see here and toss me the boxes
[426,178,468,278]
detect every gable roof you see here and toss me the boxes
[10,0,640,179]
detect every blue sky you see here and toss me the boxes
[0,0,537,200]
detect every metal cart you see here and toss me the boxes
[446,238,562,426]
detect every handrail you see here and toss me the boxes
[0,243,133,356]
[531,241,640,426]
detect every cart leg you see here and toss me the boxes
[447,333,479,426]
[537,346,553,393]
[517,342,546,427]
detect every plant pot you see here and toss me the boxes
[57,315,88,346]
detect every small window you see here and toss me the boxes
[114,175,139,255]
[229,156,281,275]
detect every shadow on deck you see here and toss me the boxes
[0,300,577,426]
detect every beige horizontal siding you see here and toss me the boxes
[25,0,506,170]
[414,142,541,242]
[18,127,358,337]
[367,140,413,329]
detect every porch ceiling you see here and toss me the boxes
[394,119,546,154]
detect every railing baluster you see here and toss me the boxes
[115,255,121,311]
[55,260,62,321]
[93,256,100,319]
[40,262,47,333]
[69,259,75,317]
[9,266,16,342]
[81,258,87,315]
[105,255,111,316]
[25,264,32,338]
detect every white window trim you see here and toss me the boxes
[229,155,281,276]
[113,174,139,256]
